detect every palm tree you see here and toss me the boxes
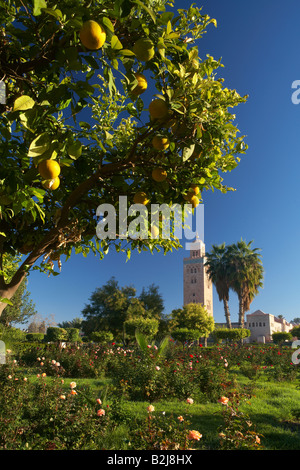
[227,239,264,328]
[205,243,232,329]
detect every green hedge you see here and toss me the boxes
[25,333,45,342]
[44,327,81,343]
[212,328,251,343]
[171,328,201,343]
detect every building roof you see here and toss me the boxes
[247,309,268,316]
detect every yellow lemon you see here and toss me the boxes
[152,168,167,182]
[80,20,106,50]
[152,136,169,151]
[133,38,154,62]
[42,176,60,190]
[38,160,60,180]
[149,99,169,120]
[133,191,149,205]
[188,195,200,208]
[189,184,200,195]
[131,73,148,96]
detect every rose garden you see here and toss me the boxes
[1,327,300,450]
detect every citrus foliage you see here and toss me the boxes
[0,0,247,306]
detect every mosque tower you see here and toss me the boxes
[183,235,213,316]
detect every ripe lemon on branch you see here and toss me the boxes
[38,159,61,180]
[79,20,106,50]
[133,38,155,62]
[189,184,200,195]
[133,191,149,205]
[184,192,200,208]
[131,73,148,96]
[149,99,169,120]
[152,136,169,151]
[152,168,167,182]
[42,177,60,190]
[189,195,200,208]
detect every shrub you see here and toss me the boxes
[212,328,251,344]
[90,331,114,344]
[171,328,201,344]
[65,328,81,342]
[45,327,67,343]
[130,406,204,450]
[217,392,263,450]
[25,333,45,342]
[291,326,300,339]
[0,327,26,345]
[272,332,293,345]
[0,365,110,450]
[124,317,159,339]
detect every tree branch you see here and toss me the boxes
[3,119,157,301]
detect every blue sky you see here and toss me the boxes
[24,0,300,327]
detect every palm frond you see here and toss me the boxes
[135,329,149,353]
[157,335,170,357]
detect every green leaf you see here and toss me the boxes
[119,49,135,56]
[133,0,156,23]
[183,144,195,162]
[13,95,35,112]
[102,16,114,33]
[33,0,47,16]
[167,20,172,35]
[111,35,123,50]
[28,133,50,157]
[0,297,13,306]
[68,141,82,160]
[41,8,62,19]
[135,330,149,352]
[157,335,170,357]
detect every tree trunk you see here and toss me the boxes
[238,293,245,328]
[223,298,232,329]
[0,276,25,316]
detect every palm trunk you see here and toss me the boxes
[223,298,232,329]
[238,293,245,328]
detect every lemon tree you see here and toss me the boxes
[0,0,247,314]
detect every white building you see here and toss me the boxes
[246,309,294,343]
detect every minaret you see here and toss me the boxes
[183,236,213,316]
